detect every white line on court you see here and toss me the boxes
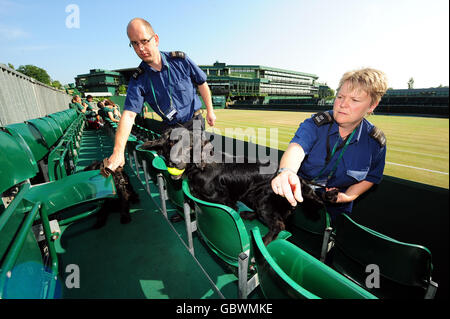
[389,148,449,159]
[386,161,449,175]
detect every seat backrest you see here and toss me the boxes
[48,111,71,132]
[135,144,159,183]
[26,118,60,149]
[0,130,38,194]
[287,201,331,259]
[5,122,50,162]
[64,108,78,124]
[251,227,377,299]
[152,156,184,208]
[45,116,63,138]
[332,214,435,299]
[0,193,50,298]
[182,179,250,267]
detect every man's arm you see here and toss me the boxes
[197,82,216,127]
[106,110,137,171]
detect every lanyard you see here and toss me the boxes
[148,57,174,118]
[313,125,357,185]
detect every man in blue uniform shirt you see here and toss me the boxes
[106,18,216,172]
[271,68,388,220]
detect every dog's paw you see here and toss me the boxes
[322,189,339,203]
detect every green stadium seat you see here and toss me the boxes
[26,118,61,149]
[48,110,73,132]
[182,179,268,298]
[44,116,64,138]
[182,178,268,267]
[0,129,117,299]
[286,202,332,262]
[0,130,38,194]
[251,227,377,299]
[135,143,159,187]
[329,214,438,299]
[5,122,51,163]
[47,115,86,181]
[152,156,185,211]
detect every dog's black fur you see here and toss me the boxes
[84,161,139,228]
[142,129,337,244]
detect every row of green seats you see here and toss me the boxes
[4,109,80,183]
[47,113,86,180]
[0,108,116,299]
[285,203,438,299]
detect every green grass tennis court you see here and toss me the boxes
[147,109,449,189]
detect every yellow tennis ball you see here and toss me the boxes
[167,167,185,176]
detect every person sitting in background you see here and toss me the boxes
[84,96,102,130]
[85,95,96,113]
[105,99,122,119]
[71,95,87,114]
[103,99,120,123]
[271,67,388,222]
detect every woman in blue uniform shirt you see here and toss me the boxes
[272,68,388,220]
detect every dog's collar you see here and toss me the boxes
[167,166,185,176]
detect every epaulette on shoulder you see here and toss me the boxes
[312,111,333,126]
[132,66,144,80]
[170,51,185,59]
[370,126,386,147]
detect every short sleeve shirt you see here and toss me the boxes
[124,51,207,125]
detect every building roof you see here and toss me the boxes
[199,62,318,78]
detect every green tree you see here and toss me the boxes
[7,63,14,70]
[16,64,52,85]
[51,80,62,89]
[118,84,127,95]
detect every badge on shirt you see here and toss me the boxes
[312,111,333,126]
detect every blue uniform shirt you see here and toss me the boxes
[290,110,386,218]
[124,51,207,125]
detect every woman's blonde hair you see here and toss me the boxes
[338,68,388,105]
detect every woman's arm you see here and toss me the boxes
[330,180,374,203]
[271,142,305,206]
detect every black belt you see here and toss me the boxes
[161,110,204,132]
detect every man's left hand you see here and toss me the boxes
[206,111,216,127]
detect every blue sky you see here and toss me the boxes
[1,0,448,90]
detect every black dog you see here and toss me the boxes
[84,160,139,228]
[142,128,337,244]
